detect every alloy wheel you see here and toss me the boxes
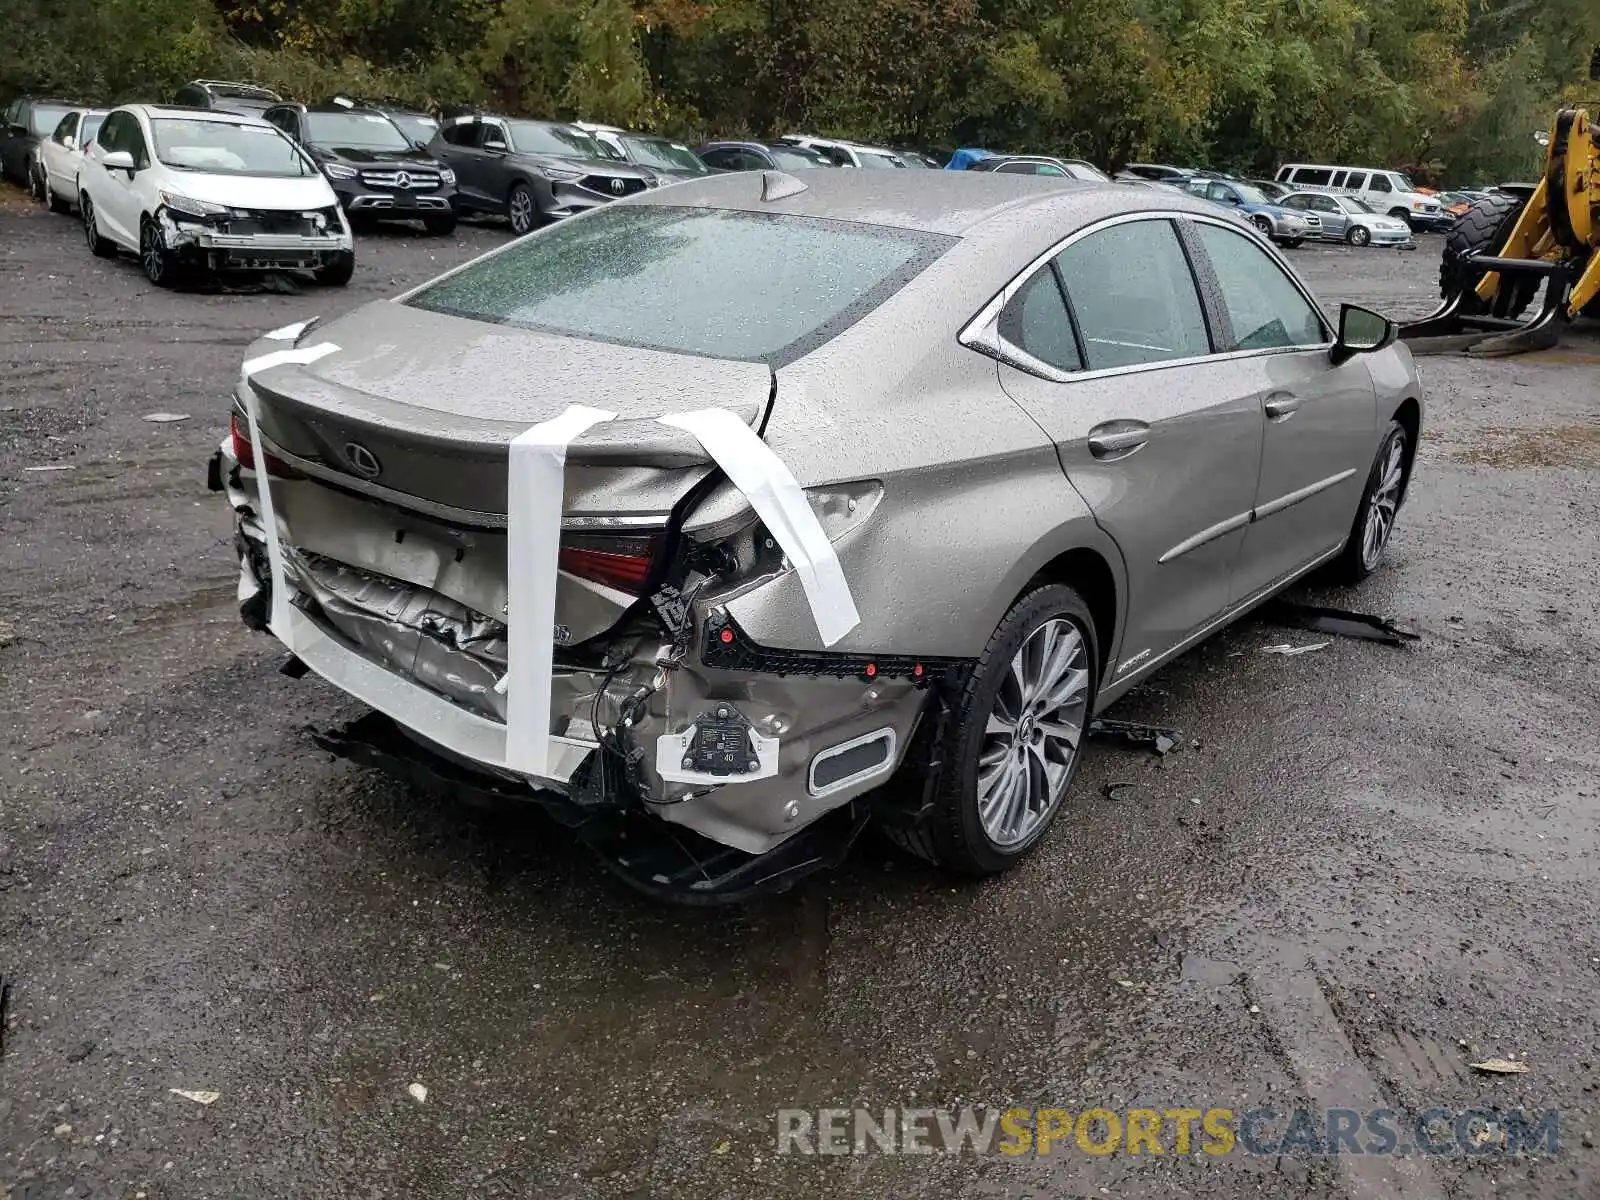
[1252,215,1273,237]
[508,188,534,235]
[1361,432,1406,569]
[1351,226,1371,247]
[976,618,1090,848]
[141,223,165,283]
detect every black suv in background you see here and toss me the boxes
[430,114,656,235]
[263,102,458,235]
[172,80,283,117]
[324,96,441,150]
[1,96,77,184]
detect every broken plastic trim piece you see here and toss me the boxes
[701,610,967,686]
[1088,718,1181,756]
[1263,601,1420,646]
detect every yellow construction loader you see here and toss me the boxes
[1402,53,1600,355]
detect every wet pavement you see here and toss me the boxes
[2,188,1598,1199]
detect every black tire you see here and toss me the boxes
[1346,225,1371,247]
[423,212,458,236]
[315,251,356,286]
[887,584,1099,876]
[1387,208,1414,229]
[1280,238,1304,249]
[28,157,46,204]
[140,217,179,287]
[81,195,117,258]
[1439,192,1536,319]
[507,183,538,235]
[1332,420,1409,583]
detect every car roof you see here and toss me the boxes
[125,104,273,125]
[621,168,1223,238]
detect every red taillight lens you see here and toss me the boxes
[229,411,300,479]
[558,533,662,596]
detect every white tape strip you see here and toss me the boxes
[657,409,860,647]
[504,405,617,777]
[263,320,313,342]
[239,343,340,636]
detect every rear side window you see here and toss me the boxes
[407,205,953,366]
[1194,223,1327,350]
[1345,171,1368,190]
[1330,171,1348,187]
[998,269,1082,371]
[1053,220,1211,370]
[1292,168,1333,186]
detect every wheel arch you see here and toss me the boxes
[1391,395,1422,502]
[1017,542,1123,681]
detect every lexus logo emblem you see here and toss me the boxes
[344,442,382,480]
[394,171,412,190]
[611,177,625,194]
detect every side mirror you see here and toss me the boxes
[1330,303,1397,365]
[100,149,137,173]
[483,138,507,154]
[6,123,25,137]
[62,135,77,151]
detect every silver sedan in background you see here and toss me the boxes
[1281,191,1415,246]
[216,172,1423,898]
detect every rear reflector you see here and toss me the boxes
[558,532,662,596]
[230,411,300,479]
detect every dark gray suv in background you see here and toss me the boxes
[429,114,657,235]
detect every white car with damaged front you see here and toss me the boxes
[78,103,355,288]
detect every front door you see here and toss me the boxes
[993,216,1265,675]
[1184,221,1378,599]
[437,120,491,210]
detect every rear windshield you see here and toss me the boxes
[770,146,832,170]
[622,136,707,173]
[30,104,72,136]
[406,205,952,365]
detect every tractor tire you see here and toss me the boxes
[1440,192,1538,320]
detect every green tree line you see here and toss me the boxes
[3,0,1594,183]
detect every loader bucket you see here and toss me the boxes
[1399,256,1580,357]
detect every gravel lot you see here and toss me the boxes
[2,184,1599,1200]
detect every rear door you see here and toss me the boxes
[991,215,1265,672]
[1185,220,1376,599]
[437,119,489,208]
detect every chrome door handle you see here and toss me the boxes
[1264,393,1301,420]
[1087,421,1150,459]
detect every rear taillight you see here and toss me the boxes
[558,532,662,596]
[230,411,300,479]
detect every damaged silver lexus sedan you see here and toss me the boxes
[211,170,1423,900]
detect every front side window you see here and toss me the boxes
[1368,174,1392,193]
[1053,220,1211,370]
[997,269,1082,371]
[150,119,315,176]
[52,112,77,142]
[1193,223,1326,351]
[303,111,411,151]
[407,206,953,366]
[1312,195,1339,212]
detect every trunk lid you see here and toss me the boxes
[247,299,772,524]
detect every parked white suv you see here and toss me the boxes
[779,134,908,168]
[78,104,355,287]
[1273,163,1450,231]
